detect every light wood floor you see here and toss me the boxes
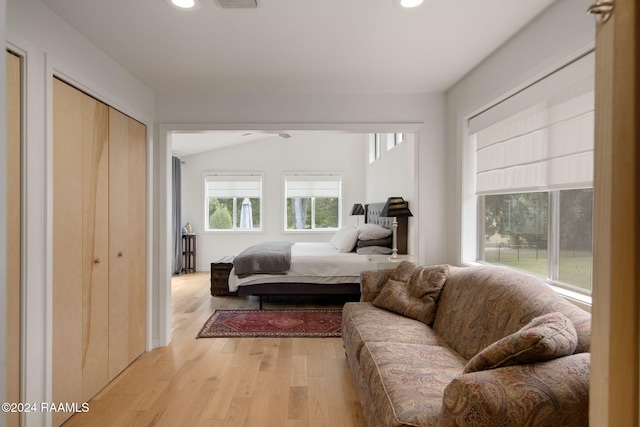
[63,272,366,426]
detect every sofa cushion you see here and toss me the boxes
[432,266,591,360]
[360,269,395,302]
[342,302,448,364]
[389,260,418,281]
[441,353,591,427]
[372,263,449,325]
[359,342,466,427]
[464,312,578,374]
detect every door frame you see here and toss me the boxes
[590,0,640,424]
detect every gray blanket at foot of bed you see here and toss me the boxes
[233,241,294,278]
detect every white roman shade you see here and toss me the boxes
[205,174,262,198]
[470,52,595,195]
[285,174,341,198]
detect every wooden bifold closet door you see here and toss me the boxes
[107,107,147,380]
[52,78,146,426]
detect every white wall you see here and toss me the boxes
[156,92,447,344]
[445,0,595,265]
[157,92,447,265]
[8,0,154,118]
[179,132,370,267]
[365,133,415,202]
[6,0,155,425]
[365,133,416,254]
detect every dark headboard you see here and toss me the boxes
[364,202,408,255]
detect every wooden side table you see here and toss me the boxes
[182,234,196,274]
[210,256,236,296]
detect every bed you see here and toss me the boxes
[224,202,408,308]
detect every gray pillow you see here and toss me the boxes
[358,224,392,240]
[357,237,392,248]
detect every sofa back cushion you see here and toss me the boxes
[372,262,449,325]
[432,266,591,360]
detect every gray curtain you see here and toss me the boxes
[172,156,183,274]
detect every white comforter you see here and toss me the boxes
[228,242,376,292]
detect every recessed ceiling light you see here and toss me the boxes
[399,0,424,8]
[168,0,199,10]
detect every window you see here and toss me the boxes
[369,133,381,163]
[387,133,405,150]
[478,190,593,291]
[471,52,594,293]
[204,173,263,231]
[284,174,342,231]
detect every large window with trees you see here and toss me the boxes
[479,190,593,291]
[471,52,594,293]
[204,173,263,231]
[284,174,342,231]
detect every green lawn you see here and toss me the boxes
[483,248,592,291]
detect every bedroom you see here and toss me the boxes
[2,0,638,425]
[172,130,416,266]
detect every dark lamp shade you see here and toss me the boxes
[350,203,365,215]
[381,197,413,218]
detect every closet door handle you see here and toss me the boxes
[94,258,101,265]
[118,251,124,258]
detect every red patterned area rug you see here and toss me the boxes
[196,309,343,338]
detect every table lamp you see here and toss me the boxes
[380,197,412,260]
[349,203,365,226]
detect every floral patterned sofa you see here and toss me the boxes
[342,262,591,427]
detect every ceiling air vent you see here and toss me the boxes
[214,0,257,8]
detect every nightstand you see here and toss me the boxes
[210,256,237,296]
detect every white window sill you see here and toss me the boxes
[547,284,592,312]
[460,261,592,312]
[203,229,264,234]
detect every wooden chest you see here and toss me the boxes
[210,256,237,296]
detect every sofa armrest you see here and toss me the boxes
[359,268,394,302]
[439,353,590,427]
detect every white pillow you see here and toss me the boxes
[330,226,359,253]
[358,223,392,240]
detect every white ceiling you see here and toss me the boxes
[38,0,556,95]
[38,0,556,156]
[171,130,298,157]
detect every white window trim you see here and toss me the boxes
[387,132,405,150]
[369,133,381,163]
[202,171,265,233]
[385,133,395,151]
[283,172,343,233]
